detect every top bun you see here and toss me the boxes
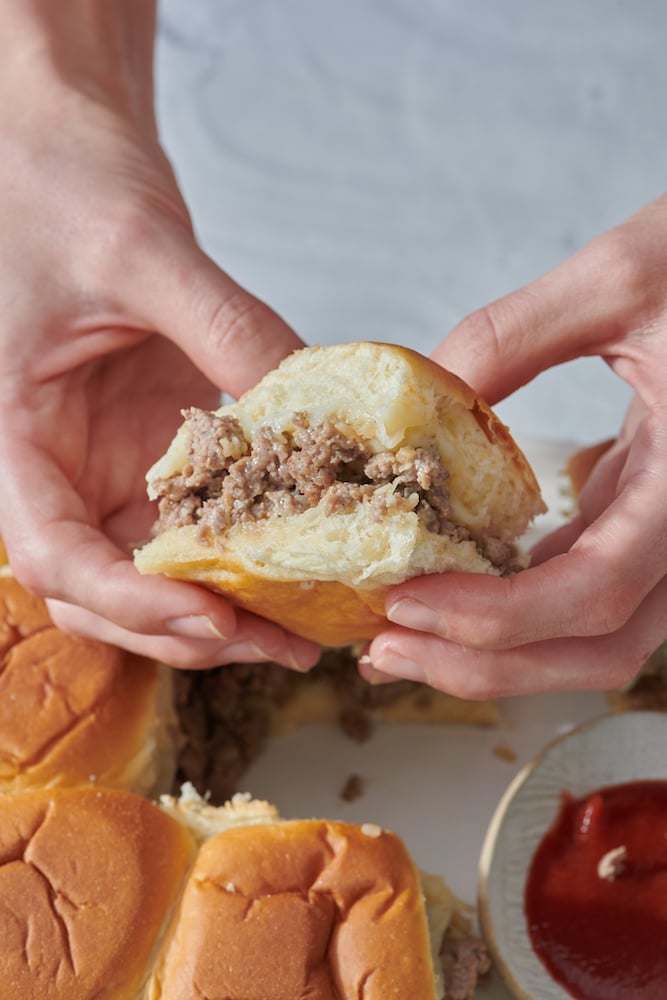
[135,343,545,645]
[0,571,175,797]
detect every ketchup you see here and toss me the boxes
[524,780,667,999]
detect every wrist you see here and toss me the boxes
[0,0,158,130]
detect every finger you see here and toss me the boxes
[528,514,586,566]
[113,219,306,398]
[0,427,236,633]
[529,437,630,565]
[431,198,667,403]
[386,412,667,649]
[365,574,667,699]
[47,599,320,673]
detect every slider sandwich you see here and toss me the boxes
[0,783,488,999]
[0,570,175,797]
[135,342,545,646]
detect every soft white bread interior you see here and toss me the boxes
[0,571,177,797]
[135,342,545,645]
[0,784,471,1000]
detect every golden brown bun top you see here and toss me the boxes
[151,815,440,1000]
[0,786,194,1000]
[0,575,171,796]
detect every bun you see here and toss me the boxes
[0,786,194,1000]
[135,342,545,645]
[0,784,466,999]
[0,573,176,797]
[152,790,446,999]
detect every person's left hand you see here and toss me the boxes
[0,66,320,673]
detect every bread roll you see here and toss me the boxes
[0,786,194,1000]
[0,784,479,1000]
[151,793,445,999]
[0,573,176,797]
[135,342,545,645]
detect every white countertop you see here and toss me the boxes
[154,0,666,445]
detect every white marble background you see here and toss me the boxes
[155,0,666,445]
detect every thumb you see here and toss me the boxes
[120,221,306,398]
[431,200,666,405]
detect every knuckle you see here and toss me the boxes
[426,648,497,701]
[437,667,495,701]
[83,199,167,289]
[462,289,537,364]
[452,611,526,651]
[460,304,505,369]
[586,223,653,308]
[578,587,636,637]
[203,292,276,357]
[8,547,55,600]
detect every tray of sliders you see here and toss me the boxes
[1,343,660,999]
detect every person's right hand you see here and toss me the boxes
[0,5,320,673]
[362,195,667,697]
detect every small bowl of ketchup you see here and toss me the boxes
[477,710,667,1000]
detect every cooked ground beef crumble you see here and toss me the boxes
[152,407,520,573]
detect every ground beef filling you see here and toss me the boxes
[153,407,518,571]
[441,932,492,1000]
[154,408,462,537]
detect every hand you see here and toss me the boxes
[361,194,667,697]
[0,5,319,672]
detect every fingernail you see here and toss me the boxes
[358,653,383,682]
[216,641,276,662]
[283,639,320,673]
[166,615,228,640]
[220,641,314,671]
[372,645,427,684]
[387,598,445,636]
[359,650,411,686]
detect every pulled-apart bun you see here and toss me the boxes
[0,572,176,797]
[0,784,477,1000]
[135,342,545,645]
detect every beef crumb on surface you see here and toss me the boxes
[440,933,492,1000]
[340,773,365,802]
